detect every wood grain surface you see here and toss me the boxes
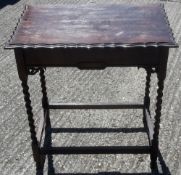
[0,0,181,175]
[8,4,177,47]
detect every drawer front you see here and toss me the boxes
[24,47,160,68]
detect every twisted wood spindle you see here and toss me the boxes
[143,68,152,132]
[151,74,164,170]
[144,69,151,109]
[39,68,50,127]
[39,68,48,108]
[21,79,45,170]
[21,80,38,146]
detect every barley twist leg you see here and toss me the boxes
[21,80,45,170]
[150,73,164,171]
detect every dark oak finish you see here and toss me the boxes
[23,47,160,67]
[41,146,150,155]
[5,3,178,173]
[49,102,144,109]
[6,4,177,48]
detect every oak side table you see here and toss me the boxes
[5,4,178,173]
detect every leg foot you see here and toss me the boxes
[32,144,45,170]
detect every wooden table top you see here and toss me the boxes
[6,4,177,49]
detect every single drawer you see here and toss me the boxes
[24,47,160,68]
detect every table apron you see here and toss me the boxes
[22,47,160,68]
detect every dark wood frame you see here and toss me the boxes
[13,46,169,173]
[6,3,178,173]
